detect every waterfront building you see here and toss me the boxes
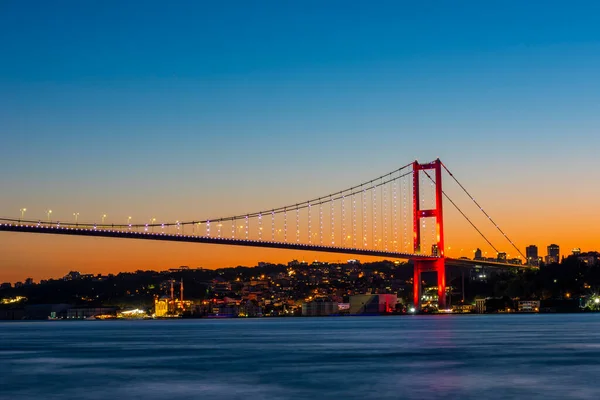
[301,301,339,316]
[67,307,118,319]
[154,296,170,317]
[452,304,475,313]
[349,294,397,314]
[475,298,486,313]
[517,300,540,313]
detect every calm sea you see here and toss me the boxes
[1,315,600,399]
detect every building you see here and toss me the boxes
[526,245,538,266]
[452,304,475,313]
[517,300,540,313]
[475,298,486,313]
[213,304,239,317]
[349,294,397,314]
[497,252,507,263]
[154,296,170,317]
[474,248,483,260]
[577,252,599,266]
[154,279,192,317]
[67,307,118,319]
[24,304,70,320]
[63,271,81,281]
[240,300,262,317]
[572,248,581,256]
[431,244,439,257]
[0,308,25,320]
[546,244,560,264]
[301,301,339,316]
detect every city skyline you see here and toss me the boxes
[2,1,600,282]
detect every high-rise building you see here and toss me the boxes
[546,244,560,264]
[474,248,482,260]
[526,245,539,266]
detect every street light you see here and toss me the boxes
[73,212,79,225]
[46,209,52,223]
[102,214,107,224]
[20,208,27,221]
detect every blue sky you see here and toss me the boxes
[1,1,600,279]
[2,0,599,206]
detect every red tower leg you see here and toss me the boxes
[413,262,421,310]
[436,258,446,309]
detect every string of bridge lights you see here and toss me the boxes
[5,160,522,262]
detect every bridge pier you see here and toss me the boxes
[413,258,446,311]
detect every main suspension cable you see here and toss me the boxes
[440,162,526,259]
[422,170,500,255]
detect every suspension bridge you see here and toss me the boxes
[0,159,528,309]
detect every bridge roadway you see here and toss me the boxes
[0,221,528,269]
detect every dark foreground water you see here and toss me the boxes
[2,315,600,400]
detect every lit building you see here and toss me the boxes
[526,245,539,266]
[452,304,475,313]
[154,279,192,317]
[475,298,486,313]
[154,297,170,317]
[572,248,581,256]
[517,301,540,313]
[546,244,560,264]
[497,252,507,263]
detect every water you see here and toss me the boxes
[2,314,600,400]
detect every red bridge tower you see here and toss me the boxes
[412,159,446,310]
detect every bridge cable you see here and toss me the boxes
[439,162,526,260]
[421,170,500,255]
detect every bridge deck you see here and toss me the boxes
[0,222,530,269]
